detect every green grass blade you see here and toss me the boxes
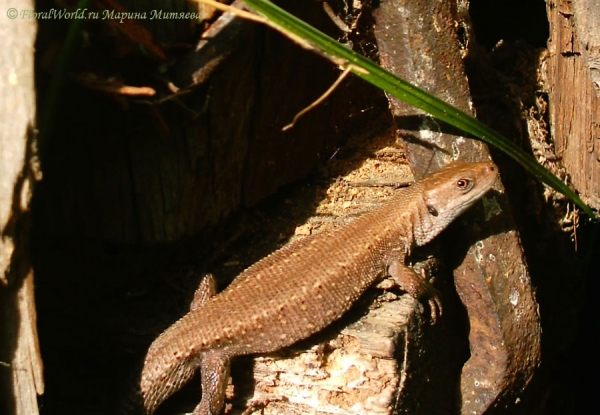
[242,0,595,218]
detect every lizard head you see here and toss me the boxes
[414,161,498,246]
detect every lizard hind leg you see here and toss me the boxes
[190,273,218,311]
[192,350,231,415]
[189,274,231,415]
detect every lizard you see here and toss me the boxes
[123,160,498,415]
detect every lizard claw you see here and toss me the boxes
[387,260,443,324]
[427,290,443,324]
[415,265,443,324]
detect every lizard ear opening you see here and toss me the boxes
[426,202,439,216]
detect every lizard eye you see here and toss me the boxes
[456,178,473,191]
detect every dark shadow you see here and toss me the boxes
[30,5,392,415]
[469,0,549,49]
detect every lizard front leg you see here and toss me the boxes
[386,255,442,322]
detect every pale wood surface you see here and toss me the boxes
[546,0,600,209]
[0,1,44,414]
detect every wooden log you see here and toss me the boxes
[546,0,600,209]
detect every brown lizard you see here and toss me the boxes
[123,161,498,414]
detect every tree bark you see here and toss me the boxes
[0,1,44,414]
[373,1,541,413]
[546,0,600,209]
